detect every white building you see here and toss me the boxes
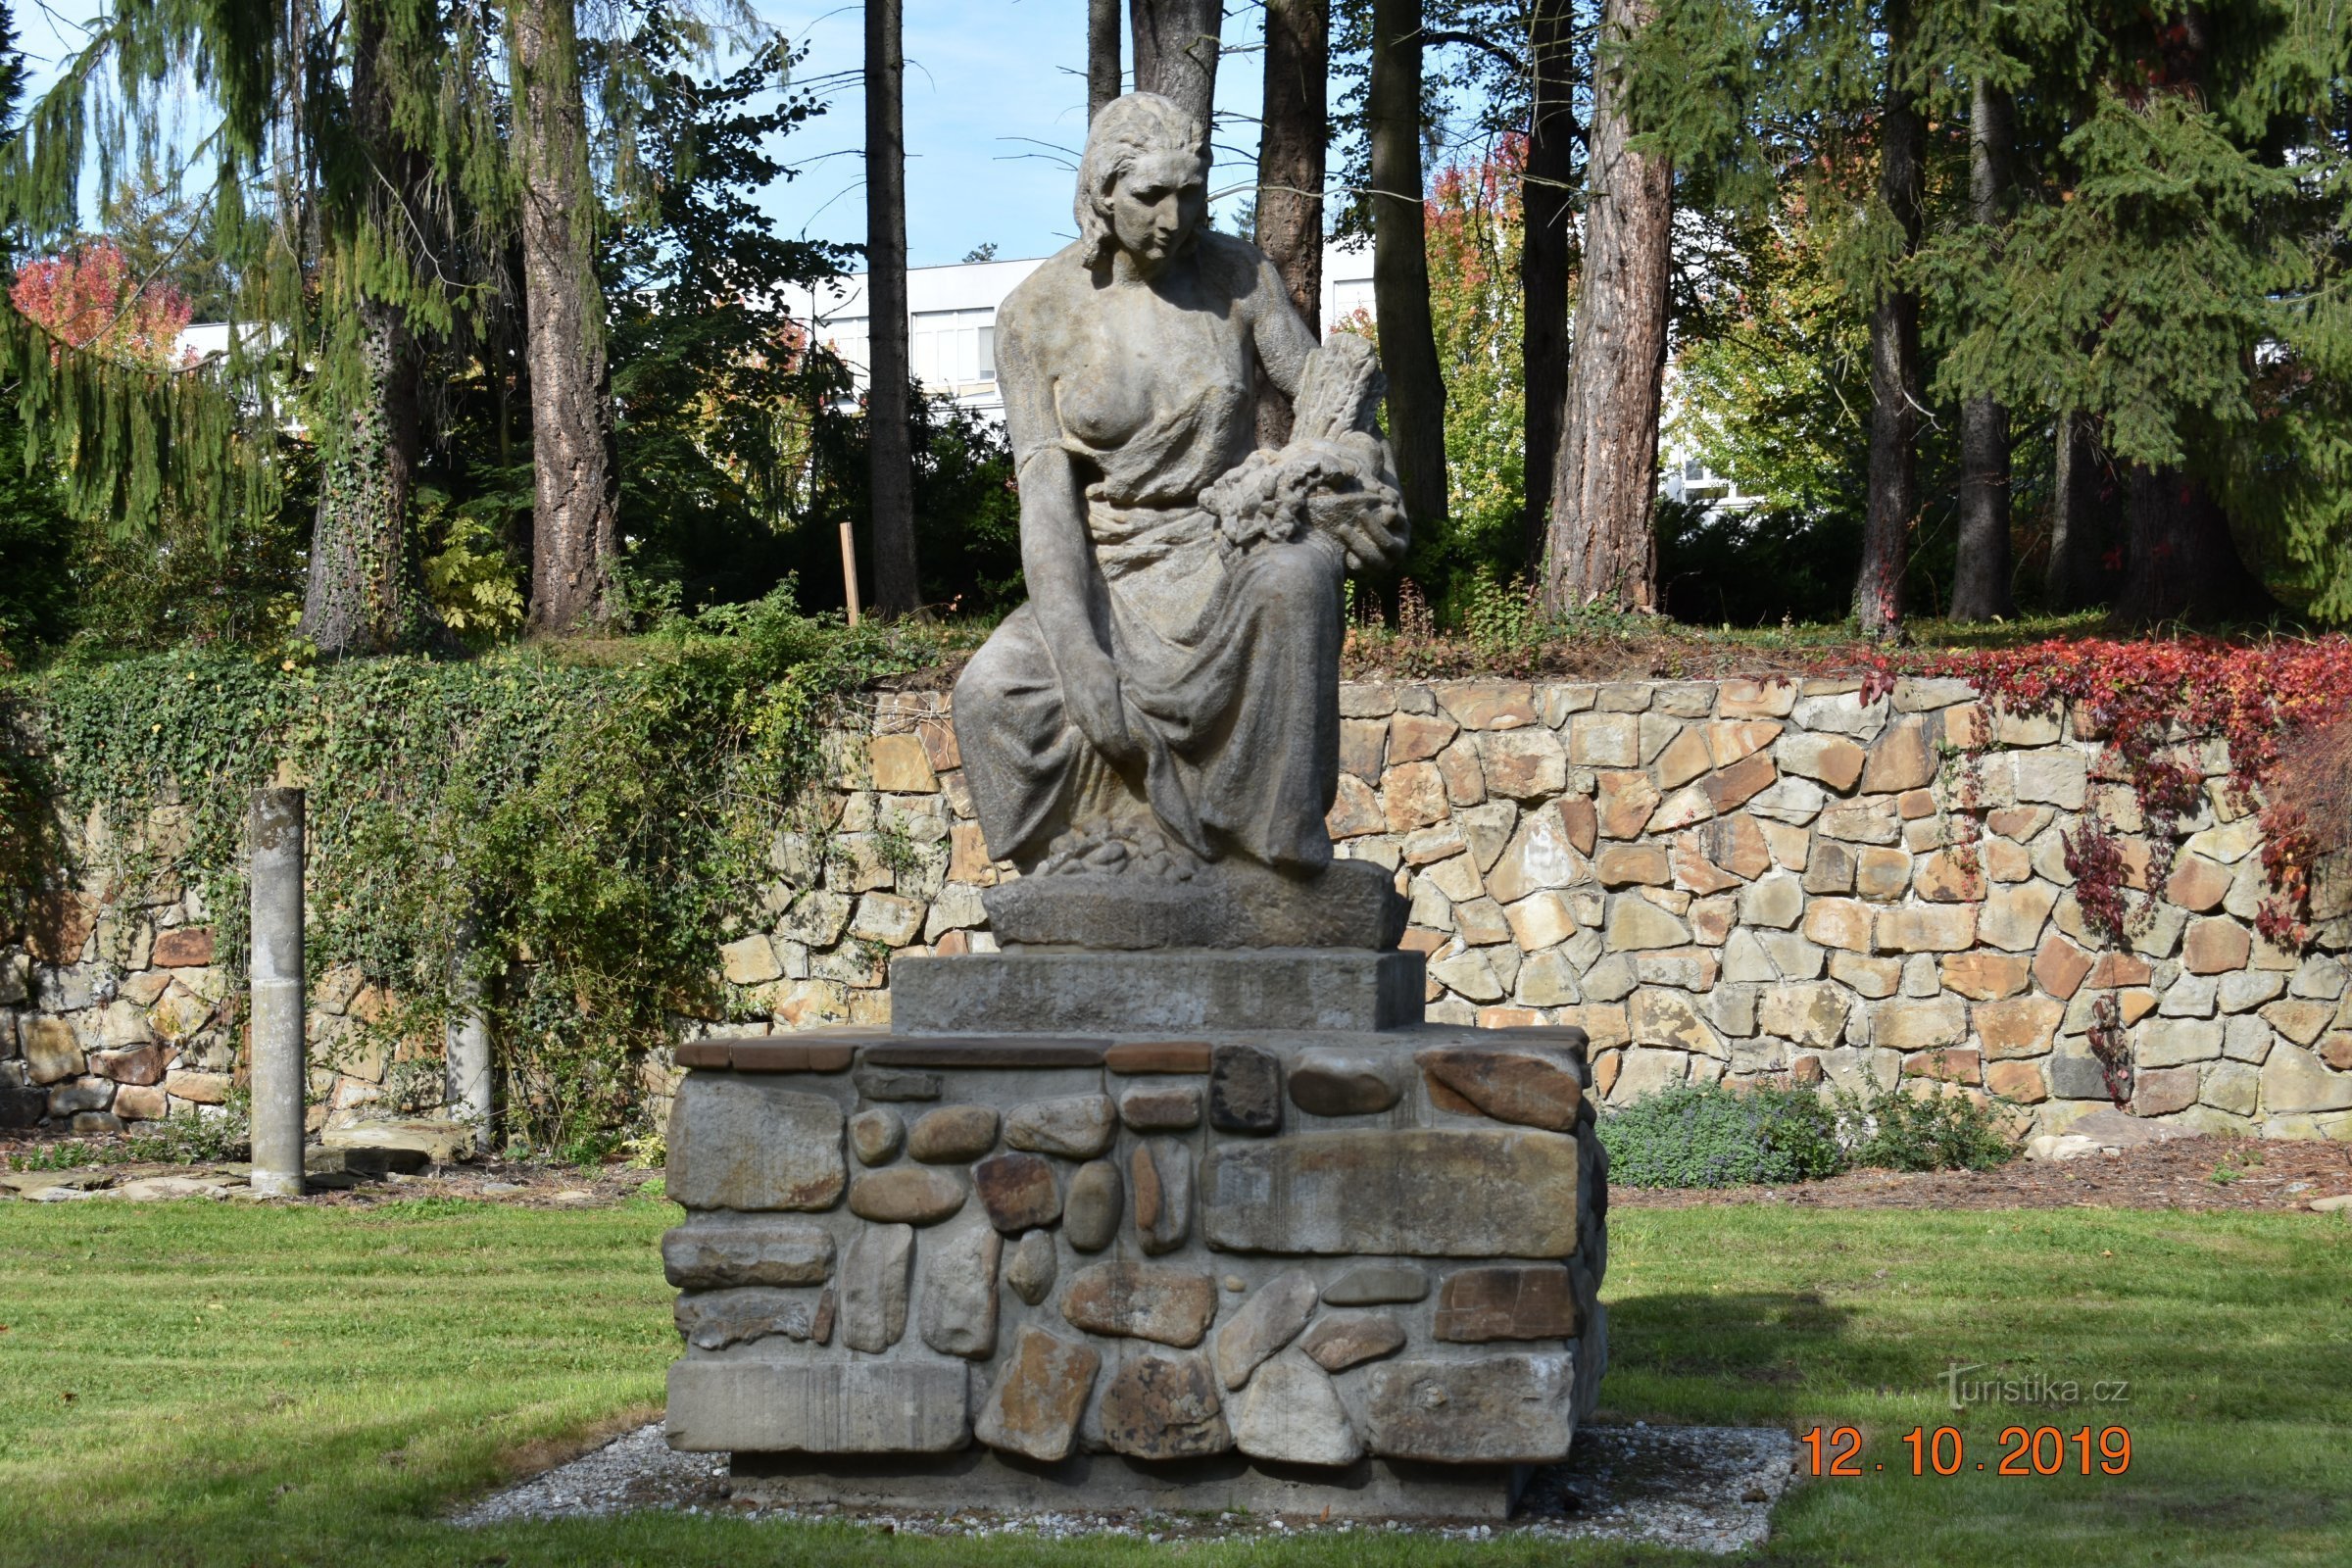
[776,243,1380,423]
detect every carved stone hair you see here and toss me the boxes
[1073,92,1209,270]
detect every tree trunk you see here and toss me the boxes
[1855,0,1923,640]
[1367,0,1448,539]
[1088,0,1122,119]
[1544,0,1668,612]
[2117,466,2275,624]
[512,0,619,636]
[1520,0,1579,570]
[1949,74,2015,621]
[1129,0,1219,127]
[1254,0,1328,448]
[2045,411,2107,609]
[866,0,920,617]
[300,4,433,656]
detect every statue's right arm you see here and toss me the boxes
[999,295,1138,765]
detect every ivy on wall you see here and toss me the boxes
[0,590,957,1154]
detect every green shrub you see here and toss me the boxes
[1597,1079,1847,1188]
[1836,1083,2019,1173]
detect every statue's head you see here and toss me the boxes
[1075,92,1209,273]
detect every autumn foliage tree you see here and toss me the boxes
[9,240,193,367]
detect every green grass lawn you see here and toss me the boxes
[1,1194,2344,1566]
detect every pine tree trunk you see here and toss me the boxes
[512,0,619,636]
[1088,0,1123,118]
[1129,0,1219,126]
[1254,0,1328,448]
[1368,0,1448,539]
[2117,466,2275,625]
[303,298,432,654]
[866,0,920,617]
[1521,0,1579,570]
[2045,411,2108,609]
[1855,0,1923,640]
[1544,0,1668,612]
[1949,75,2015,621]
[300,3,433,657]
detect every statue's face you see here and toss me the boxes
[1107,151,1206,270]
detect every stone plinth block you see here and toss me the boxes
[662,1214,834,1289]
[1363,1354,1577,1463]
[1098,1352,1231,1459]
[1416,1043,1585,1130]
[1060,1261,1219,1346]
[1433,1265,1582,1341]
[664,1077,845,1212]
[674,1287,832,1350]
[666,1360,969,1454]
[1200,1129,1581,1256]
[975,1326,1101,1462]
[890,951,1427,1034]
[1230,1354,1361,1466]
[981,858,1405,950]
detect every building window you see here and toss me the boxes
[911,308,996,387]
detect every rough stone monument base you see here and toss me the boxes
[662,947,1610,1519]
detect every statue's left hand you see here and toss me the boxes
[1308,487,1409,571]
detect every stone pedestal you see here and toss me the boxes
[662,944,1610,1518]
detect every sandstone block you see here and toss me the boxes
[666,1078,846,1212]
[1778,733,1866,791]
[973,1152,1061,1233]
[1214,1269,1320,1390]
[1061,1261,1219,1346]
[1364,1354,1576,1464]
[918,1213,1003,1358]
[1382,761,1449,832]
[1758,983,1850,1049]
[1210,1044,1284,1134]
[1739,872,1805,930]
[1804,899,1873,953]
[848,1166,966,1225]
[1874,997,1967,1052]
[2166,856,2231,912]
[975,1326,1100,1462]
[2261,1046,2352,1112]
[719,935,783,986]
[662,1214,835,1289]
[674,1287,831,1350]
[1830,952,1901,999]
[1006,1229,1058,1304]
[1605,899,1690,952]
[1064,1159,1123,1251]
[1860,718,1935,793]
[1984,1058,2047,1102]
[1416,1043,1583,1130]
[1595,771,1663,839]
[1820,798,1902,844]
[1434,1264,1580,1342]
[151,925,215,967]
[1476,729,1569,799]
[907,1104,1000,1162]
[1975,996,2063,1059]
[1322,1264,1430,1305]
[666,1360,967,1455]
[1131,1137,1194,1254]
[1903,1047,1981,1084]
[1438,679,1538,729]
[2132,1065,2199,1117]
[1876,905,1978,954]
[1570,712,1641,766]
[855,1066,942,1102]
[1288,1047,1402,1116]
[1004,1094,1118,1157]
[1302,1316,1411,1387]
[23,1018,83,1085]
[164,1068,230,1104]
[1099,1352,1232,1460]
[1631,988,1724,1057]
[89,1042,167,1086]
[1231,1354,1362,1467]
[2182,917,2252,976]
[1201,1129,1580,1257]
[849,1107,904,1165]
[1977,882,2056,951]
[1119,1082,1203,1130]
[2011,751,2088,809]
[1941,952,2033,1001]
[838,1222,913,1353]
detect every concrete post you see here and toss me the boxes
[248,787,307,1198]
[444,911,493,1135]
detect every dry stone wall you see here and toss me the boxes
[6,677,2349,1144]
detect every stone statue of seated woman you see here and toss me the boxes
[953,92,1411,949]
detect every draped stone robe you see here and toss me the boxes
[955,231,1365,873]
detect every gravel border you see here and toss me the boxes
[451,1419,1798,1553]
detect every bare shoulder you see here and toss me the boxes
[998,245,1092,341]
[1196,231,1282,310]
